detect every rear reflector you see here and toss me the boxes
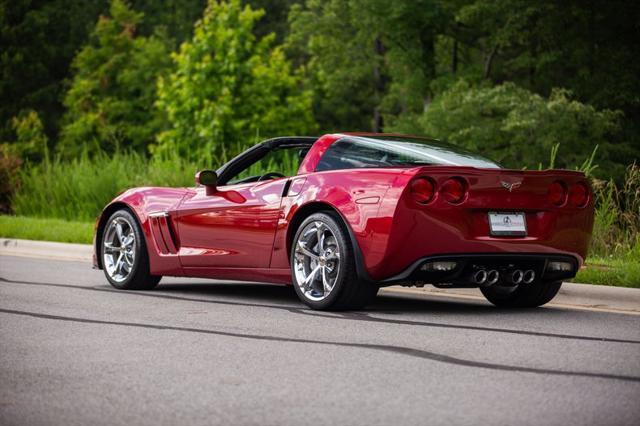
[441,178,467,204]
[569,182,589,207]
[421,261,457,272]
[546,261,573,272]
[410,177,436,204]
[548,181,567,206]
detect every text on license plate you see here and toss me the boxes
[488,212,527,236]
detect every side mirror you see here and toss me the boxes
[195,170,218,196]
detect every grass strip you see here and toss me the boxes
[0,215,93,244]
[574,257,640,288]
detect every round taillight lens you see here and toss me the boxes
[569,182,589,207]
[441,177,467,204]
[548,181,567,206]
[410,177,436,204]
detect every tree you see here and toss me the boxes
[0,0,108,143]
[7,110,48,162]
[390,81,629,179]
[154,0,315,163]
[449,0,640,167]
[58,0,171,156]
[0,110,48,213]
[287,0,449,132]
[130,0,207,48]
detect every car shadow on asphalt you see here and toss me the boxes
[153,282,548,316]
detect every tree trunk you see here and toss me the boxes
[451,39,458,74]
[484,45,498,79]
[372,37,386,133]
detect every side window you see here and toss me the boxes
[227,146,309,184]
[316,139,392,171]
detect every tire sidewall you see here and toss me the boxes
[290,212,352,309]
[101,209,145,289]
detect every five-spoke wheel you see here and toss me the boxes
[101,209,161,290]
[290,212,378,310]
[103,217,136,283]
[293,220,341,301]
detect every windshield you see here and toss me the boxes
[316,135,501,171]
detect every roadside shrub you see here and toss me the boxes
[10,139,302,222]
[0,145,22,214]
[12,151,199,222]
[389,81,628,180]
[590,163,640,258]
[0,110,48,214]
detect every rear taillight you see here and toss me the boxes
[441,177,467,204]
[569,182,590,207]
[410,177,436,204]
[548,181,567,206]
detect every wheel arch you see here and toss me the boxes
[286,201,372,282]
[94,202,141,270]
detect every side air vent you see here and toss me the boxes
[148,212,179,254]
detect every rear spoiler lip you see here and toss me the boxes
[405,165,587,178]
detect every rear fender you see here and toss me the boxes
[271,169,407,281]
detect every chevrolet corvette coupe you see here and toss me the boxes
[94,133,594,310]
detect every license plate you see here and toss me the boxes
[488,212,527,236]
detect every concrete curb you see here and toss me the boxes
[0,238,93,262]
[2,238,639,315]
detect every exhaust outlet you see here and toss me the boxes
[473,270,488,285]
[523,269,535,284]
[510,269,524,285]
[486,270,500,286]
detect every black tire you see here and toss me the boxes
[101,209,161,290]
[480,280,562,308]
[290,212,378,310]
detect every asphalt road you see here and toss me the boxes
[1,255,639,426]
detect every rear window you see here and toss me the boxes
[315,135,501,171]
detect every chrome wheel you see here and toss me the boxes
[103,217,136,283]
[293,221,341,302]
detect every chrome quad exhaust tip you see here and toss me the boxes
[509,269,524,285]
[486,270,500,286]
[522,269,536,284]
[473,270,488,285]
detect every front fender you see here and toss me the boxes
[94,187,189,275]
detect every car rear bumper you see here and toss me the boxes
[380,253,579,287]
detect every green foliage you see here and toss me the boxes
[287,0,447,131]
[58,0,171,156]
[154,0,315,164]
[0,0,108,142]
[452,0,640,117]
[287,0,381,131]
[6,110,49,162]
[0,215,93,244]
[589,164,640,259]
[0,144,22,214]
[390,81,624,176]
[130,0,207,48]
[12,151,198,221]
[574,256,640,288]
[0,110,48,213]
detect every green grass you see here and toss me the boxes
[12,151,199,222]
[574,257,640,288]
[0,215,93,244]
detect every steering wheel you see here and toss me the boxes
[257,172,286,181]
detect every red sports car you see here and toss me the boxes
[94,133,594,310]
